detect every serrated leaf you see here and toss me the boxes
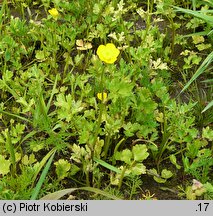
[192,35,204,44]
[35,50,45,60]
[202,126,213,140]
[148,168,158,176]
[161,169,173,179]
[15,152,21,162]
[156,112,164,122]
[132,144,149,162]
[204,182,213,193]
[0,155,11,175]
[110,173,120,186]
[120,149,132,164]
[54,159,71,180]
[69,164,80,176]
[131,163,146,175]
[22,155,29,165]
[29,154,37,164]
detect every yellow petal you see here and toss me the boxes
[48,8,59,19]
[97,92,107,101]
[97,43,120,64]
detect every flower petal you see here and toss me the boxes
[97,43,120,64]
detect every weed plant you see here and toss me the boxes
[0,0,212,200]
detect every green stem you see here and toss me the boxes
[156,107,172,171]
[156,138,171,171]
[69,67,76,100]
[161,147,187,162]
[6,130,16,177]
[103,133,111,160]
[169,17,175,56]
[118,166,127,190]
[89,66,105,186]
[91,67,105,159]
[0,0,7,33]
[141,0,153,46]
[86,169,90,187]
[91,102,104,160]
[112,138,125,165]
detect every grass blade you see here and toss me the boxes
[40,187,121,200]
[32,148,57,185]
[202,100,213,113]
[181,51,213,93]
[30,150,56,200]
[173,6,213,24]
[0,109,32,123]
[5,131,16,177]
[94,157,122,174]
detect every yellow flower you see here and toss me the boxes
[97,92,107,102]
[48,8,59,20]
[97,43,120,64]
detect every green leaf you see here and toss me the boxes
[108,77,134,102]
[110,173,120,186]
[74,54,84,66]
[32,148,57,184]
[29,154,37,164]
[5,50,11,61]
[196,43,211,51]
[161,169,173,179]
[21,154,37,166]
[192,35,204,44]
[22,155,29,165]
[149,168,166,183]
[183,157,190,172]
[35,50,50,60]
[35,50,45,60]
[173,7,213,24]
[69,164,80,176]
[0,109,32,123]
[202,100,213,113]
[186,186,196,200]
[169,154,181,169]
[94,157,122,174]
[40,187,121,200]
[202,126,213,140]
[54,159,71,180]
[204,182,213,193]
[3,70,13,81]
[123,122,140,137]
[31,150,56,200]
[131,163,146,175]
[0,155,11,176]
[181,51,213,93]
[132,144,149,162]
[120,149,132,165]
[154,176,166,183]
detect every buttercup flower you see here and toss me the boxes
[48,8,59,20]
[97,43,120,64]
[97,92,107,102]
